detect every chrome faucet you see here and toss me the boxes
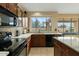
[38,29,40,33]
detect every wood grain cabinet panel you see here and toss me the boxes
[31,35,46,47]
[0,3,6,8]
[0,3,18,16]
[0,3,25,17]
[8,3,17,15]
[54,39,79,56]
[68,49,79,56]
[54,42,62,56]
[31,35,39,47]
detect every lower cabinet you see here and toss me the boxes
[31,35,46,47]
[26,37,32,55]
[0,3,7,8]
[19,48,27,56]
[54,42,62,56]
[54,39,79,56]
[31,34,55,47]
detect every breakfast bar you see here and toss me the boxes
[54,37,79,56]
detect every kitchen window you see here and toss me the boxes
[57,18,78,33]
[31,17,52,33]
[57,21,74,33]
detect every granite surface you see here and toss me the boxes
[54,36,79,52]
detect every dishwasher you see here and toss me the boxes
[19,48,26,56]
[8,39,27,56]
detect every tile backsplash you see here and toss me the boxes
[0,27,23,36]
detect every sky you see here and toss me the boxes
[31,17,50,22]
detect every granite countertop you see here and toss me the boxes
[11,33,33,39]
[54,36,79,52]
[11,33,62,39]
[0,51,9,56]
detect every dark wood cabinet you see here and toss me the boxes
[54,42,62,56]
[0,3,18,16]
[31,34,46,47]
[68,48,79,56]
[54,39,79,56]
[0,3,26,17]
[0,3,6,8]
[8,3,17,15]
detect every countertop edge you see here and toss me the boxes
[53,37,79,53]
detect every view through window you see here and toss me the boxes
[31,17,52,33]
[57,21,74,33]
[57,19,78,33]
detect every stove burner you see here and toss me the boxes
[0,32,12,50]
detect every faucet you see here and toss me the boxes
[38,29,40,33]
[38,28,40,33]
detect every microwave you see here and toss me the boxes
[0,15,17,26]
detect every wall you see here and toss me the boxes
[27,12,79,33]
[0,27,23,36]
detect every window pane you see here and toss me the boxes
[31,17,51,33]
[57,19,78,33]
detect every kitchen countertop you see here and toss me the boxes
[11,33,33,39]
[11,33,62,39]
[54,36,79,52]
[0,51,9,56]
[3,33,61,56]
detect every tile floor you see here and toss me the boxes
[28,47,54,56]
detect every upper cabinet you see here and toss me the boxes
[7,3,17,15]
[0,3,26,17]
[0,3,17,16]
[0,3,28,27]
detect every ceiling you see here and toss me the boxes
[18,3,79,14]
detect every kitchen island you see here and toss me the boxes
[54,37,79,56]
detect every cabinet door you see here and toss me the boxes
[54,40,69,56]
[54,42,62,56]
[39,35,46,47]
[0,3,17,15]
[61,44,69,56]
[31,35,40,47]
[54,39,79,56]
[68,49,79,56]
[27,42,30,55]
[31,35,46,47]
[19,48,27,56]
[7,3,17,15]
[0,3,6,8]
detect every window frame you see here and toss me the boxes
[57,18,79,33]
